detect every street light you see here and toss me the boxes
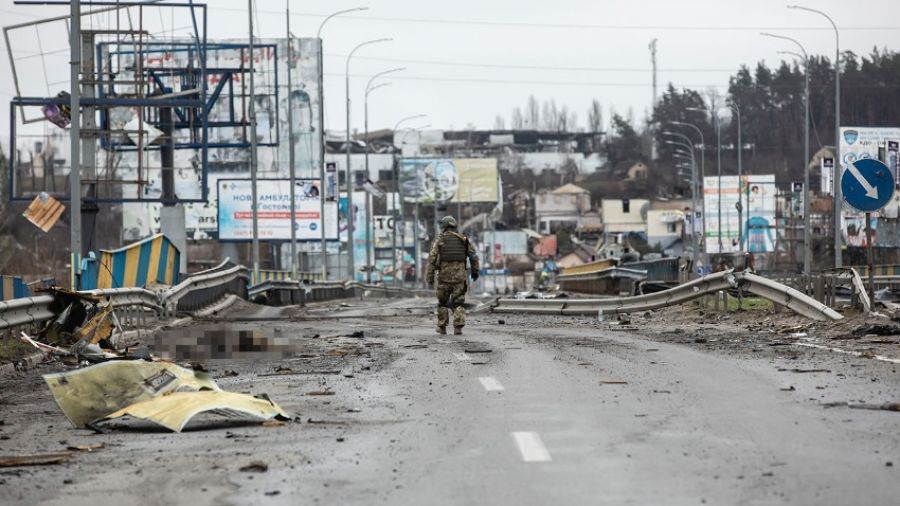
[389,114,426,286]
[789,4,841,268]
[664,135,700,262]
[362,67,404,284]
[317,6,367,280]
[687,106,727,254]
[763,31,812,273]
[396,123,431,286]
[346,37,391,281]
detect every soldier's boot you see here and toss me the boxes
[453,327,463,335]
[437,326,447,335]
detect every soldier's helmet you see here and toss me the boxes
[440,216,457,230]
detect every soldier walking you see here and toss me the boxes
[426,216,479,335]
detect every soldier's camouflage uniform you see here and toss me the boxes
[426,230,479,330]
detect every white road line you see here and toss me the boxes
[454,352,471,361]
[796,342,900,364]
[511,432,552,463]
[478,376,505,392]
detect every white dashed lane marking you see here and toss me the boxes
[478,376,505,392]
[511,432,552,462]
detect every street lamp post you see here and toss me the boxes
[687,107,723,254]
[345,38,391,281]
[670,121,707,258]
[363,68,404,284]
[764,31,811,273]
[725,103,743,253]
[789,4,841,268]
[392,115,427,286]
[664,134,700,263]
[317,7,367,280]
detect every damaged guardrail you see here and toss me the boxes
[248,279,427,306]
[161,264,250,316]
[490,270,843,321]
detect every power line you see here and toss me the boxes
[328,72,900,90]
[324,53,736,73]
[209,6,900,32]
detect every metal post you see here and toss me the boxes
[286,2,297,279]
[248,0,260,284]
[68,0,81,289]
[803,57,811,274]
[716,114,722,253]
[865,211,874,301]
[317,38,327,279]
[788,5,841,268]
[732,104,743,253]
[345,39,391,281]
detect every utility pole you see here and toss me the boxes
[68,0,82,289]
[249,0,260,284]
[286,1,297,279]
[649,38,658,160]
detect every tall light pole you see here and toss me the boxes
[764,31,811,273]
[671,121,707,259]
[345,38,391,281]
[317,6,367,280]
[391,114,427,286]
[664,134,699,263]
[248,0,260,284]
[362,68,404,283]
[687,106,723,254]
[285,1,298,279]
[789,4,841,268]
[724,103,743,253]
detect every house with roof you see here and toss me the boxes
[534,183,593,234]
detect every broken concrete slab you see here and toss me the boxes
[44,361,220,428]
[96,391,290,433]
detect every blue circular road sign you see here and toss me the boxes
[841,158,895,212]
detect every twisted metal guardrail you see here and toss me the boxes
[491,270,843,321]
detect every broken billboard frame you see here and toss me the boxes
[5,3,282,204]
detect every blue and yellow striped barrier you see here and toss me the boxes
[256,270,292,283]
[0,276,31,300]
[80,234,180,290]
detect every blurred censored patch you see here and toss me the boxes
[151,327,300,361]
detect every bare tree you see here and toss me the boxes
[526,95,540,129]
[511,107,525,129]
[493,115,506,130]
[587,99,603,132]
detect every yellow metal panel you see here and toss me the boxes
[97,252,114,289]
[164,244,177,285]
[124,246,141,287]
[147,236,163,285]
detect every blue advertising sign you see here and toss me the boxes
[841,158,895,213]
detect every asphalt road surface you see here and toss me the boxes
[1,297,899,505]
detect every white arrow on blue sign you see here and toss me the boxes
[841,158,895,213]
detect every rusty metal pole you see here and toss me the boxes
[865,211,874,302]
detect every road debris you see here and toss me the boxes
[96,391,289,433]
[0,452,73,467]
[44,361,220,428]
[600,380,628,385]
[778,368,832,373]
[66,443,104,452]
[239,461,269,473]
[848,402,900,412]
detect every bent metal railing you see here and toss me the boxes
[490,270,843,321]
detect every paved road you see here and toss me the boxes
[1,298,899,505]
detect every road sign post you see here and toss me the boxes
[841,158,895,302]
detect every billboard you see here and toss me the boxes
[703,175,776,253]
[398,158,498,203]
[217,179,337,241]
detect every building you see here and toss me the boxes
[600,198,649,235]
[645,199,691,253]
[535,184,593,234]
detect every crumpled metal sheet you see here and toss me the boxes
[98,391,290,433]
[43,361,220,428]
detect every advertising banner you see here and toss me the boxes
[398,158,499,203]
[217,179,338,241]
[704,175,776,253]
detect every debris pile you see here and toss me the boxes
[19,287,132,362]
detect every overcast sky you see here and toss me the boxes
[1,0,899,138]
